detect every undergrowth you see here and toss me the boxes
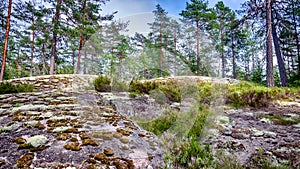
[93,75,111,92]
[0,82,34,94]
[129,79,181,103]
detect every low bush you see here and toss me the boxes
[226,82,285,108]
[129,80,181,103]
[0,83,34,94]
[93,75,111,92]
[164,137,214,169]
[111,78,128,92]
[137,109,177,136]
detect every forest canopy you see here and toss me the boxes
[0,0,299,87]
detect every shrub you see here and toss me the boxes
[137,109,177,136]
[164,137,214,169]
[111,78,128,92]
[0,83,34,94]
[129,80,182,103]
[129,80,158,95]
[159,84,181,103]
[93,75,111,92]
[226,82,285,108]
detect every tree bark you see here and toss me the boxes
[77,36,84,73]
[173,33,177,76]
[76,0,87,74]
[266,0,274,87]
[49,0,62,75]
[196,19,201,76]
[0,0,12,81]
[291,0,300,74]
[221,28,225,78]
[231,31,237,79]
[159,20,163,77]
[30,14,35,77]
[272,19,288,86]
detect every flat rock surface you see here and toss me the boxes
[206,101,300,168]
[0,90,163,169]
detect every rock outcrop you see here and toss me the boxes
[0,75,163,168]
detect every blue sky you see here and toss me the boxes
[102,0,246,18]
[101,0,246,36]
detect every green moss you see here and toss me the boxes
[137,109,178,136]
[259,114,300,125]
[129,80,181,102]
[93,75,111,92]
[187,105,211,138]
[226,82,286,108]
[195,81,297,108]
[0,82,34,94]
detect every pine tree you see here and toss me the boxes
[148,4,170,77]
[0,0,12,81]
[180,0,212,75]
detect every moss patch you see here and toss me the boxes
[259,114,300,125]
[17,153,34,168]
[137,109,178,136]
[64,141,81,151]
[129,79,181,103]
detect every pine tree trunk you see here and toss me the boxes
[291,0,300,74]
[77,36,84,74]
[174,34,177,76]
[272,19,288,86]
[231,32,236,79]
[83,49,87,74]
[221,28,225,78]
[0,0,12,81]
[196,19,201,76]
[76,0,87,74]
[30,15,35,77]
[159,22,163,77]
[266,0,274,87]
[49,0,61,75]
[72,49,75,73]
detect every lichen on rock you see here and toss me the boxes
[27,135,48,147]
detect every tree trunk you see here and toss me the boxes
[30,15,35,77]
[17,45,21,78]
[174,34,177,76]
[272,19,288,86]
[266,0,274,87]
[221,28,225,78]
[83,49,87,74]
[49,0,61,75]
[159,21,163,77]
[42,44,47,75]
[0,0,12,81]
[72,49,75,73]
[196,19,201,76]
[231,32,237,79]
[77,36,84,73]
[291,0,300,74]
[76,0,87,74]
